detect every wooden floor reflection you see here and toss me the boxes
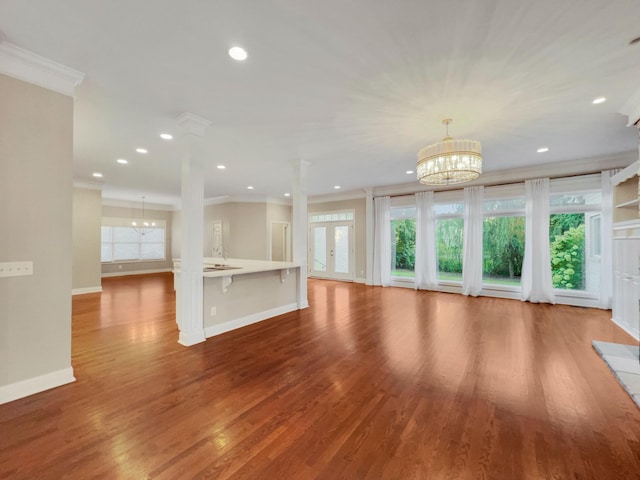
[1,273,639,479]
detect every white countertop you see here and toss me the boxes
[173,257,300,278]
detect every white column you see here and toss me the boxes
[176,112,211,346]
[365,188,374,285]
[292,159,310,308]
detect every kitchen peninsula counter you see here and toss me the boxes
[173,257,303,338]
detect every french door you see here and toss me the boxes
[310,222,354,280]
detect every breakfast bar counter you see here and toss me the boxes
[173,257,303,338]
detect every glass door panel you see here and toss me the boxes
[333,225,350,274]
[312,226,328,276]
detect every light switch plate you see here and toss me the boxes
[0,261,33,278]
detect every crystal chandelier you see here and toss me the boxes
[417,119,482,185]
[132,196,156,236]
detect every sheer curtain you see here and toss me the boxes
[415,191,437,290]
[372,196,391,287]
[462,186,483,296]
[600,169,622,308]
[521,178,555,303]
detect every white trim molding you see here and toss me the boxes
[0,367,75,405]
[72,286,102,295]
[101,268,172,278]
[620,87,640,126]
[0,41,84,97]
[205,303,299,338]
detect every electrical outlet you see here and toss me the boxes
[0,261,33,278]
[210,306,217,316]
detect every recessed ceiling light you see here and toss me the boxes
[247,185,254,190]
[160,133,173,140]
[537,147,549,153]
[217,165,226,170]
[406,170,414,174]
[592,97,606,105]
[117,158,128,164]
[334,185,341,189]
[229,46,248,61]
[284,193,291,197]
[136,148,148,154]
[92,172,103,178]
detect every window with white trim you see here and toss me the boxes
[549,188,602,293]
[101,217,166,263]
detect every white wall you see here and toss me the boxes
[0,73,74,400]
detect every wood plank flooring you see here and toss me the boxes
[1,273,639,479]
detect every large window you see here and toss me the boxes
[390,206,416,278]
[101,218,166,263]
[483,198,525,287]
[435,202,464,282]
[549,192,601,293]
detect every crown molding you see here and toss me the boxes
[203,194,292,206]
[309,190,366,204]
[0,41,84,97]
[101,197,176,212]
[372,151,637,197]
[73,180,103,191]
[177,112,212,136]
[620,88,640,126]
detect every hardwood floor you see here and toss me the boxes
[1,273,639,479]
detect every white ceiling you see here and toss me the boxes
[1,0,640,207]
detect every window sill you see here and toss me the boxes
[553,289,599,300]
[101,259,166,264]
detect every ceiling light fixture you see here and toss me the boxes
[131,196,156,236]
[136,148,148,154]
[592,97,606,105]
[92,172,103,178]
[417,118,482,185]
[217,165,226,170]
[537,147,549,153]
[247,186,254,190]
[229,46,248,61]
[284,193,291,197]
[334,185,341,189]
[160,133,173,140]
[117,158,128,164]
[406,170,414,174]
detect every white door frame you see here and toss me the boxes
[269,221,291,261]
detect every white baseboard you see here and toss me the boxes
[205,303,298,338]
[355,277,366,284]
[0,367,75,405]
[612,316,640,341]
[102,268,172,278]
[72,286,102,295]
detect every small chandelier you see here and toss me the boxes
[132,196,156,236]
[417,118,482,185]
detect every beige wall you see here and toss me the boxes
[0,74,74,387]
[101,205,173,275]
[309,197,367,279]
[203,269,298,328]
[173,201,293,261]
[72,187,102,291]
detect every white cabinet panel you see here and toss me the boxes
[612,238,640,340]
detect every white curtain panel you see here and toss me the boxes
[462,186,484,296]
[521,178,555,303]
[373,196,391,287]
[415,191,437,290]
[600,169,622,308]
